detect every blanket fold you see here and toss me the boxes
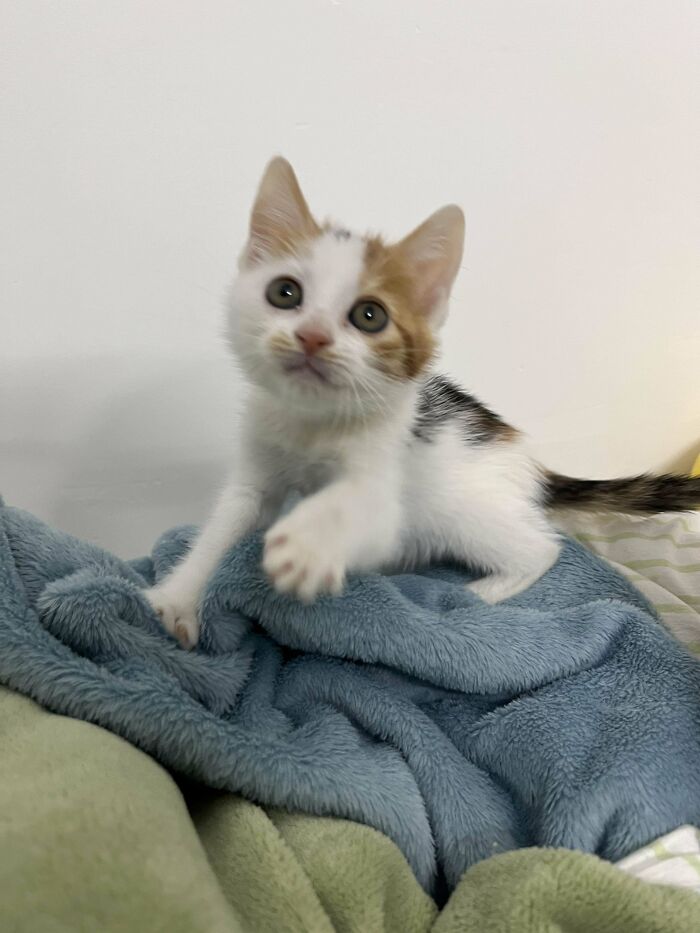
[1,498,700,894]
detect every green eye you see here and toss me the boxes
[266,277,303,309]
[348,299,389,334]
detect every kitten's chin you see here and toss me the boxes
[281,356,335,384]
[239,353,403,421]
[241,358,344,409]
[277,367,345,410]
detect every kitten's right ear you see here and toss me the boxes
[241,157,320,267]
[394,204,465,328]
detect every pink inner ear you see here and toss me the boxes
[396,205,465,322]
[244,157,320,264]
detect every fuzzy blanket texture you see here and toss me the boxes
[1,497,700,895]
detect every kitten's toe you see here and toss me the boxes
[145,588,201,648]
[263,527,346,602]
[296,566,344,603]
[171,614,200,649]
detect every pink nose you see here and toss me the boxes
[294,327,332,356]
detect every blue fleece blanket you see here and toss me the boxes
[1,499,700,893]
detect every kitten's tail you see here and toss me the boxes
[542,471,700,514]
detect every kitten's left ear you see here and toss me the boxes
[395,205,465,327]
[242,157,320,266]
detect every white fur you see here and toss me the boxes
[228,231,399,421]
[147,230,561,648]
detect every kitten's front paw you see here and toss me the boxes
[263,513,346,603]
[145,586,201,649]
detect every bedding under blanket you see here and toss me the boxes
[1,498,700,894]
[5,688,700,933]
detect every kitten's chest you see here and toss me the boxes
[262,440,339,496]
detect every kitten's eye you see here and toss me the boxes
[266,277,303,309]
[348,300,389,334]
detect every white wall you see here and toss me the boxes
[1,1,698,555]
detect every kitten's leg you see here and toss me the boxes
[146,481,262,647]
[465,540,560,602]
[262,464,401,602]
[460,508,561,603]
[407,441,561,603]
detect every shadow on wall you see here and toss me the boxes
[661,439,700,476]
[2,354,697,558]
[0,354,241,556]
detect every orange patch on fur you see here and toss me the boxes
[360,237,436,380]
[245,221,321,267]
[268,332,297,354]
[244,157,322,267]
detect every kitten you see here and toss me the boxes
[147,157,700,648]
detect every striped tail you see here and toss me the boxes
[543,471,700,514]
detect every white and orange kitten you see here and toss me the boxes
[147,158,700,647]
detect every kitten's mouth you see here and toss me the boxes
[281,355,335,386]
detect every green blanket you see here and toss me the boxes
[1,687,698,933]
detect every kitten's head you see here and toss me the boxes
[228,158,464,419]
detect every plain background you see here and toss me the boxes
[1,1,698,555]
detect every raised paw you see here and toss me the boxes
[262,514,346,603]
[145,587,201,649]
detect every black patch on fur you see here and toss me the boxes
[331,227,351,241]
[544,472,700,513]
[412,375,516,445]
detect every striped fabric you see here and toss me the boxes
[617,826,700,893]
[561,502,700,893]
[560,510,700,656]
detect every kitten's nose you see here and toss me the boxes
[294,326,333,356]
